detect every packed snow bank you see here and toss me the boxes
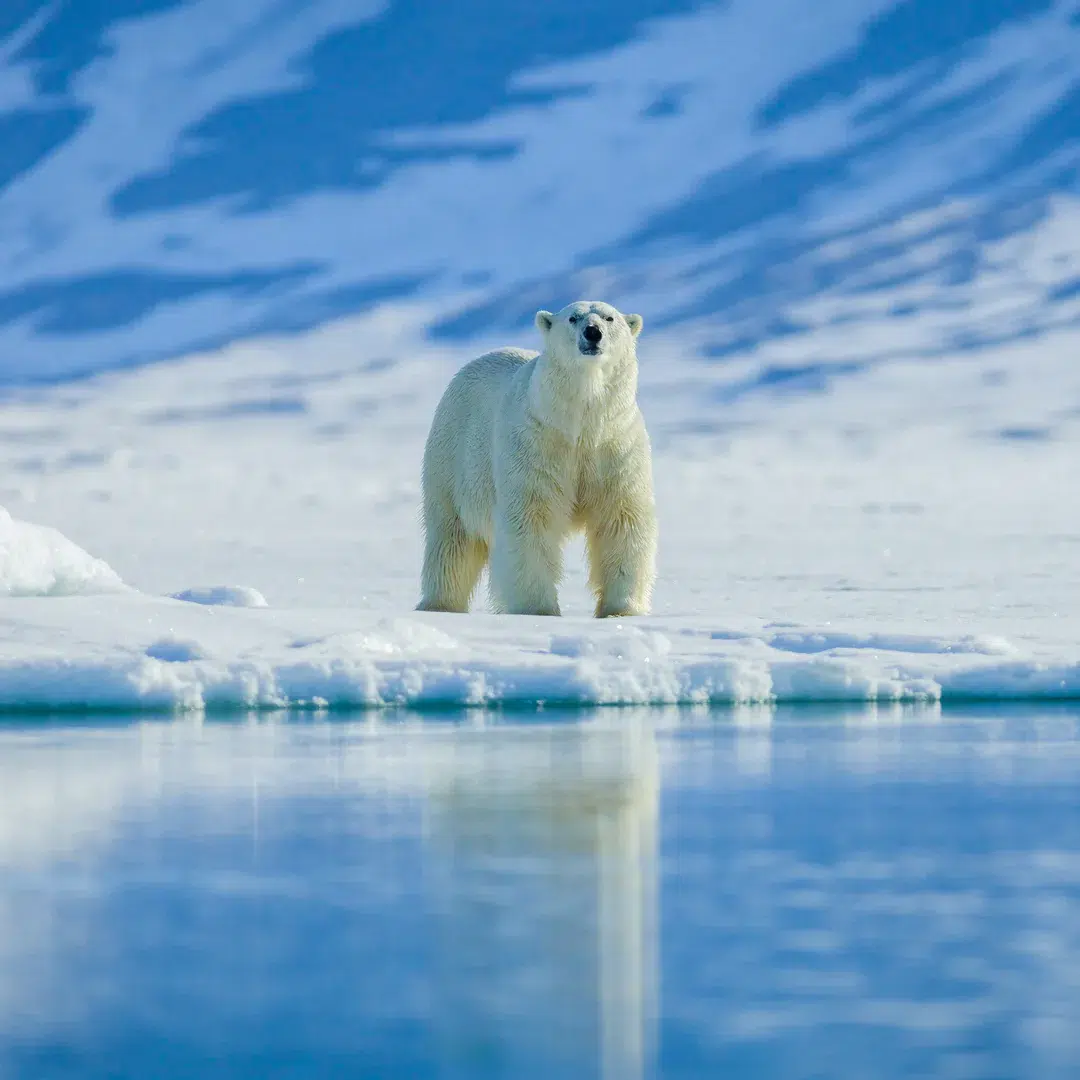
[0,594,1077,714]
[0,506,125,597]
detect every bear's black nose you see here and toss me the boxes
[583,323,602,344]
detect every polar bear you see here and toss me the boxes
[417,300,657,618]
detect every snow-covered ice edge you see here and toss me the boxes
[3,589,1078,714]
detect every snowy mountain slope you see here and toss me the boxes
[1,0,1079,381]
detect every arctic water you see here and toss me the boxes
[2,704,1079,1080]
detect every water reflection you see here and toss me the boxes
[0,705,1079,1079]
[425,722,657,1080]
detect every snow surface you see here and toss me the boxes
[0,286,1076,712]
[2,2,1079,712]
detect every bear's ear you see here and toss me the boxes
[626,313,643,338]
[535,310,555,334]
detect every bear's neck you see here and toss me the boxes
[527,351,636,441]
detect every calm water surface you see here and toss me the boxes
[2,704,1079,1079]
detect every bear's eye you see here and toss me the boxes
[569,315,579,324]
[605,315,614,322]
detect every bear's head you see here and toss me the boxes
[535,301,643,362]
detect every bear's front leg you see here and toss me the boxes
[585,422,658,618]
[488,509,564,617]
[585,500,657,619]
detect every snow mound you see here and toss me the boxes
[0,506,125,597]
[145,636,208,663]
[171,586,268,608]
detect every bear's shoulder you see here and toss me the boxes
[479,347,538,365]
[455,347,537,380]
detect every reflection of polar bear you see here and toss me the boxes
[417,301,657,618]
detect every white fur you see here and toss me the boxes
[417,300,658,617]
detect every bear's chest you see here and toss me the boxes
[544,433,609,520]
[535,418,600,467]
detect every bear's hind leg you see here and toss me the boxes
[417,508,488,613]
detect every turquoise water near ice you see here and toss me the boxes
[2,704,1079,1079]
